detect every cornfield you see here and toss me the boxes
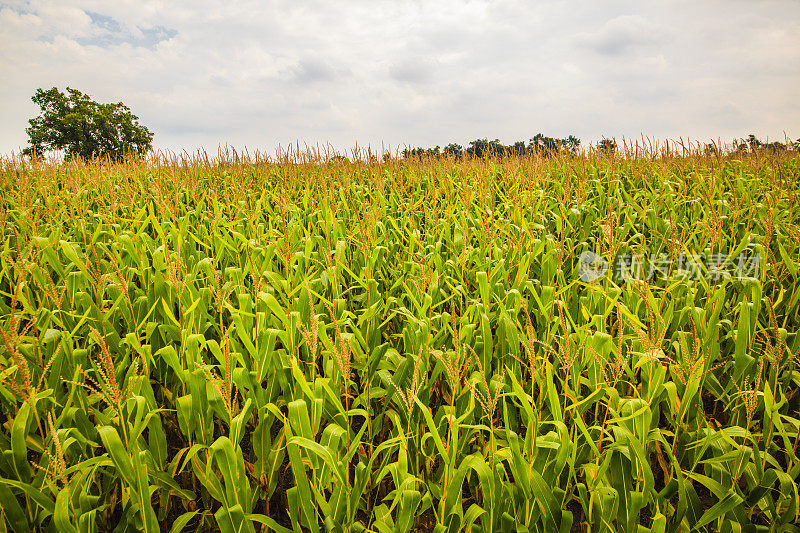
[1,147,799,532]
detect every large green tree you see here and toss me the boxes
[23,87,153,161]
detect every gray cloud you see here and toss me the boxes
[580,15,664,56]
[389,57,437,84]
[289,58,349,84]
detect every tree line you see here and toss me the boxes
[402,134,589,159]
[729,134,798,155]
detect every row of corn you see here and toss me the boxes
[0,151,798,532]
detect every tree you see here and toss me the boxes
[530,133,559,155]
[23,87,153,161]
[508,141,527,156]
[529,133,580,156]
[566,135,581,154]
[443,143,464,158]
[466,138,502,158]
[597,138,617,155]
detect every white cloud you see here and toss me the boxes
[1,0,799,155]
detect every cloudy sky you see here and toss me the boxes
[1,0,798,155]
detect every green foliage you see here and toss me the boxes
[0,149,799,532]
[22,87,153,161]
[596,138,617,155]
